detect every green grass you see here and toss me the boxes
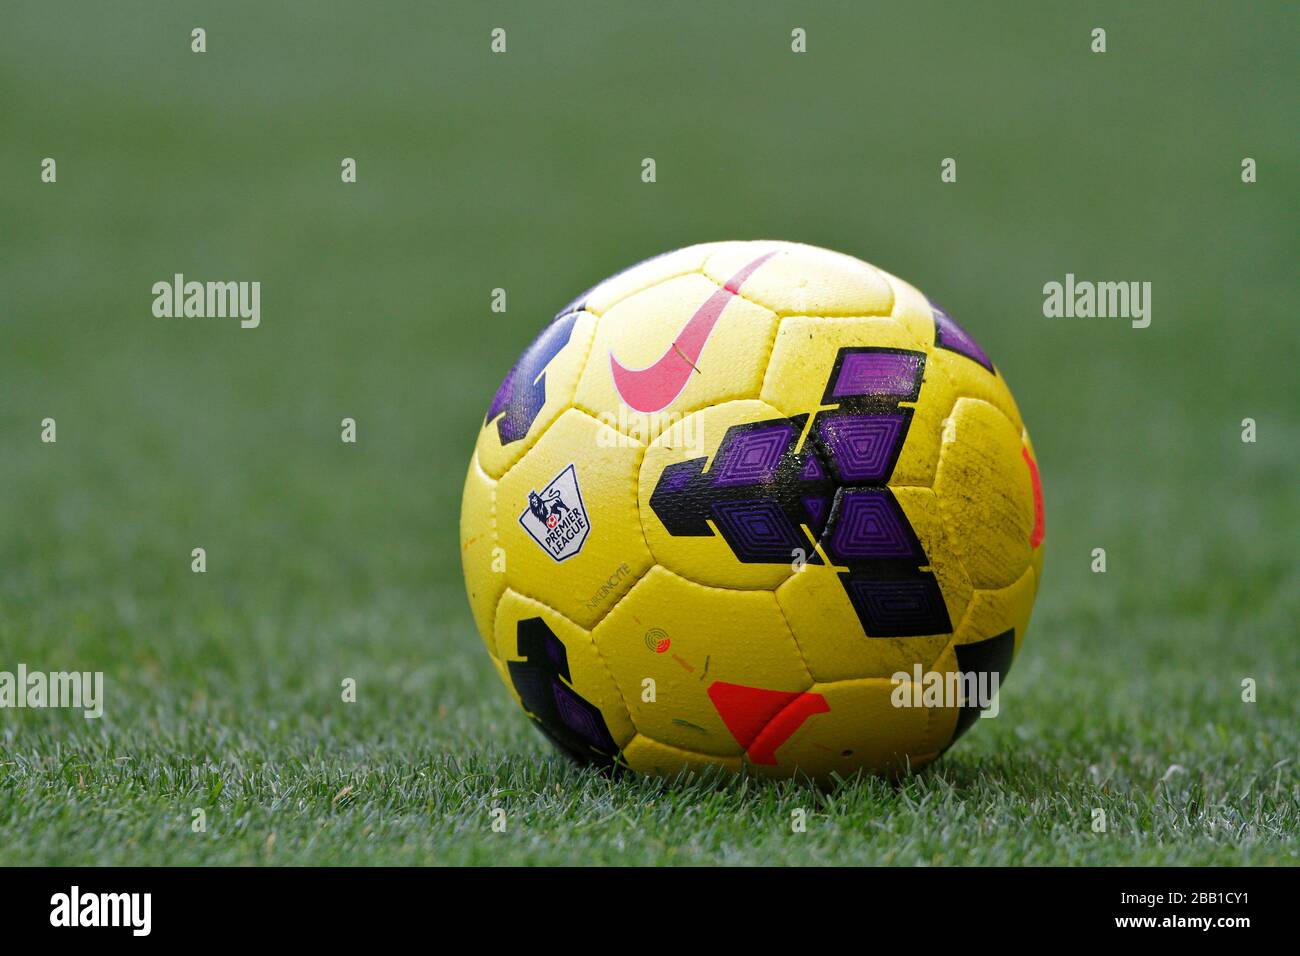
[1,0,1296,864]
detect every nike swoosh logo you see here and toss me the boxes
[609,250,778,413]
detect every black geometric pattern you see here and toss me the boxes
[839,570,951,638]
[506,617,620,767]
[947,628,1016,747]
[650,347,953,638]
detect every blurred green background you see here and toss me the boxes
[0,1,1295,864]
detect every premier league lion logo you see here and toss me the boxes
[518,464,590,561]
[527,487,571,530]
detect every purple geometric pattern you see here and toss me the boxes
[506,618,620,767]
[711,422,797,487]
[800,454,825,481]
[554,681,608,749]
[930,301,994,374]
[651,417,823,544]
[710,498,807,562]
[816,413,905,482]
[830,350,926,399]
[649,346,953,638]
[824,489,922,562]
[801,495,830,531]
[485,310,580,445]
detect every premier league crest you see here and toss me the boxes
[519,464,590,562]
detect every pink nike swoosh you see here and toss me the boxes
[609,250,779,413]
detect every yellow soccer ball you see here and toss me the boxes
[461,240,1045,780]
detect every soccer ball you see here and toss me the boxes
[461,240,1044,780]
